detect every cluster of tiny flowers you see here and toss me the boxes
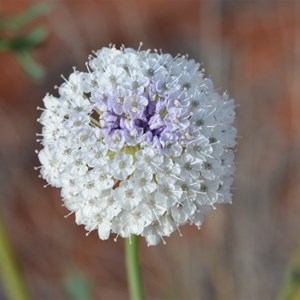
[37,44,236,246]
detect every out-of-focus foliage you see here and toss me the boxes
[0,212,31,300]
[0,3,51,80]
[0,4,52,300]
[63,271,92,300]
[278,244,300,300]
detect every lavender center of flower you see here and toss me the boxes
[92,82,185,151]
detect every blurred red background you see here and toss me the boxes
[1,1,300,299]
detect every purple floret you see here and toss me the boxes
[95,80,194,154]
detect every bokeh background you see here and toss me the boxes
[1,0,300,299]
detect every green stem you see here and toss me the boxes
[0,211,31,300]
[125,235,144,300]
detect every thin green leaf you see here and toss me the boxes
[26,26,48,45]
[0,3,52,33]
[10,26,48,51]
[14,51,45,81]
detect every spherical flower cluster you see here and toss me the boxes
[37,44,236,246]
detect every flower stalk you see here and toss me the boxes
[125,235,144,300]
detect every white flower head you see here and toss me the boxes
[37,44,236,246]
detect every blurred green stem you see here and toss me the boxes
[0,211,31,300]
[278,243,300,300]
[125,235,144,300]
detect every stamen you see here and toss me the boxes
[64,211,75,218]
